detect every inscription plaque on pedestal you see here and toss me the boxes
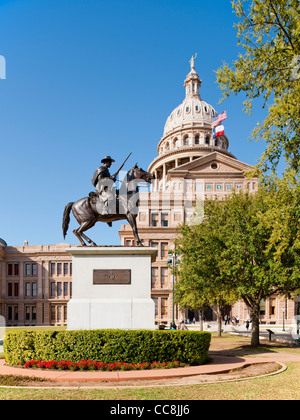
[67,247,156,330]
[93,269,131,285]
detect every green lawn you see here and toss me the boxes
[0,361,298,400]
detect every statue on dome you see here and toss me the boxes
[190,53,197,70]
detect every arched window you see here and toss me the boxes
[195,135,200,145]
[174,138,179,149]
[184,136,189,145]
[205,135,210,145]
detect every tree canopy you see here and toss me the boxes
[216,0,300,175]
[175,178,300,346]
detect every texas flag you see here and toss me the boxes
[213,111,227,128]
[213,124,225,138]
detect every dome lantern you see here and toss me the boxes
[184,53,202,99]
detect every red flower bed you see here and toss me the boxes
[23,360,187,371]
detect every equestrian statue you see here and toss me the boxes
[62,154,154,246]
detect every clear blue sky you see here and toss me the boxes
[0,0,268,246]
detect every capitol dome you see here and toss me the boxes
[163,97,217,137]
[148,56,235,184]
[163,61,217,137]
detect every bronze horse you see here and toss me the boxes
[62,164,154,246]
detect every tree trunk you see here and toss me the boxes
[217,305,222,337]
[250,304,260,347]
[199,308,204,331]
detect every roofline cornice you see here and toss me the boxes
[148,146,236,172]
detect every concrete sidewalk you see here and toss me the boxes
[229,328,298,344]
[188,323,300,344]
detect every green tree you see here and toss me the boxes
[175,179,300,346]
[216,0,300,175]
[174,209,239,337]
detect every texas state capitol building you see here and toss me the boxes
[1,60,298,327]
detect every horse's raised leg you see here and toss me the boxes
[127,213,143,246]
[76,219,97,246]
[73,229,86,246]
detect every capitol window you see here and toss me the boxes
[161,242,168,258]
[25,263,37,277]
[151,267,159,287]
[152,214,159,227]
[26,306,36,321]
[7,263,19,276]
[161,298,168,317]
[161,267,168,287]
[161,213,169,227]
[25,282,37,297]
[174,138,180,148]
[195,135,200,144]
[184,136,189,145]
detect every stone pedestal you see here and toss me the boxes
[67,247,156,330]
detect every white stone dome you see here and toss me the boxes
[148,56,235,192]
[154,58,230,159]
[163,61,217,136]
[163,97,217,136]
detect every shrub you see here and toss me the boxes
[4,329,211,366]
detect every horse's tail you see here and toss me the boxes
[62,202,74,239]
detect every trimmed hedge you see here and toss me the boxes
[4,329,211,366]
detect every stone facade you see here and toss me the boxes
[0,243,72,326]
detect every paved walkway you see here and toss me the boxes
[1,352,299,383]
[226,327,299,344]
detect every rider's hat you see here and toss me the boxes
[101,156,115,163]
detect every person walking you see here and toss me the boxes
[179,320,188,330]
